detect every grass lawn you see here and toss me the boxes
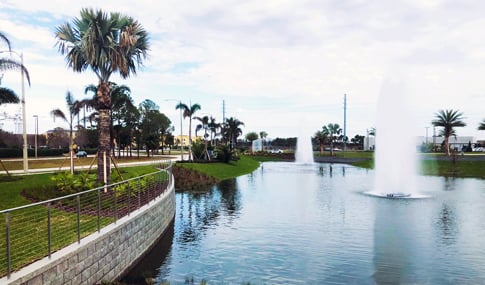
[346,151,485,179]
[176,155,261,181]
[0,163,163,277]
[0,164,161,211]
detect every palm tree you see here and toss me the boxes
[208,116,221,146]
[431,109,466,156]
[0,84,19,105]
[175,102,201,161]
[1,32,31,105]
[322,123,342,156]
[51,91,84,174]
[245,132,259,153]
[194,115,211,159]
[55,8,149,183]
[224,117,245,151]
[478,119,485,131]
[259,131,268,152]
[314,130,328,155]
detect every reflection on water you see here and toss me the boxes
[123,162,485,284]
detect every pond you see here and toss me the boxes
[123,162,485,284]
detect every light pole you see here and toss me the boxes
[165,99,183,161]
[1,50,28,172]
[33,115,38,158]
[425,126,429,144]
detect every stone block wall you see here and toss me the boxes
[3,178,176,285]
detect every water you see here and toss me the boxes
[123,162,485,284]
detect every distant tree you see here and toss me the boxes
[175,102,201,161]
[322,123,342,156]
[47,127,70,149]
[351,134,365,150]
[224,117,245,151]
[194,115,211,159]
[139,100,171,157]
[314,130,328,155]
[208,116,221,146]
[51,91,84,174]
[431,109,466,156]
[245,132,259,153]
[259,131,268,151]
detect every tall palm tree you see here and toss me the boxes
[322,123,342,156]
[194,115,210,160]
[175,102,201,161]
[51,91,83,174]
[208,116,221,146]
[259,131,268,152]
[1,31,31,105]
[224,117,245,151]
[431,109,466,156]
[55,8,149,183]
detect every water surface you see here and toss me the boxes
[124,162,485,284]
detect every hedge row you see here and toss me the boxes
[0,148,66,158]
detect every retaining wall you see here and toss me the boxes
[2,177,176,285]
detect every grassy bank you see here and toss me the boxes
[347,152,485,179]
[176,155,261,181]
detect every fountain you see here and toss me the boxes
[366,74,426,199]
[295,123,314,164]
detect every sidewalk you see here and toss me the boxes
[0,154,183,176]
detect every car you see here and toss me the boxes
[270,149,283,154]
[76,150,88,158]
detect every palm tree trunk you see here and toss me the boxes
[69,128,74,174]
[188,118,193,161]
[98,109,111,183]
[445,136,450,156]
[97,82,111,184]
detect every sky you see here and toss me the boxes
[1,0,485,141]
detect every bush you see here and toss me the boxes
[215,145,232,163]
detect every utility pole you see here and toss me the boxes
[222,99,226,124]
[343,94,347,152]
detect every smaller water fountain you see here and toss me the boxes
[295,124,314,164]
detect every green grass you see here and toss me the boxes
[0,164,162,277]
[345,151,485,179]
[420,159,485,178]
[177,155,261,181]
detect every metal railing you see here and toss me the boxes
[0,160,173,278]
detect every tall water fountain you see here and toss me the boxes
[295,123,314,164]
[367,75,423,198]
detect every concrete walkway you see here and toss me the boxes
[0,154,184,176]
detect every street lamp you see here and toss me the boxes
[33,115,38,158]
[165,99,183,161]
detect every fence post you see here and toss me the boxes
[138,177,141,210]
[47,202,51,258]
[6,211,11,279]
[128,182,131,216]
[114,187,118,223]
[97,189,101,233]
[77,195,81,244]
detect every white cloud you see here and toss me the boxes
[1,0,484,139]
